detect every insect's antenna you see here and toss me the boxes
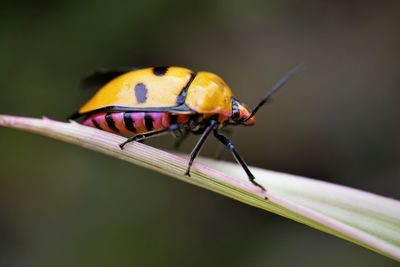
[242,64,305,122]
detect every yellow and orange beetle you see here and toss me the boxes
[71,66,301,191]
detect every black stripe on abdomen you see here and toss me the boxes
[92,119,103,130]
[169,114,178,125]
[144,114,154,131]
[105,113,119,132]
[123,112,136,132]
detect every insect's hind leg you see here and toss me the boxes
[118,123,188,150]
[119,128,169,149]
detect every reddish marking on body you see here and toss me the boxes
[218,114,229,123]
[83,118,94,128]
[147,112,166,129]
[112,112,132,137]
[130,113,146,133]
[239,105,256,125]
[83,111,192,137]
[83,112,111,133]
[161,113,170,128]
[83,112,111,134]
[177,114,189,124]
[105,113,120,133]
[98,117,109,130]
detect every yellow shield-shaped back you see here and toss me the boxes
[185,71,233,116]
[79,67,193,114]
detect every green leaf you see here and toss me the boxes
[0,114,399,261]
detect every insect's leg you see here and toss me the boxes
[119,128,168,149]
[215,128,232,160]
[213,130,266,192]
[119,123,187,149]
[184,120,218,176]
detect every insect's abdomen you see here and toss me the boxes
[83,112,190,137]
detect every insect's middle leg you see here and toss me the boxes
[184,120,218,176]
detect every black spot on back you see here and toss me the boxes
[134,83,148,103]
[152,66,169,76]
[144,114,154,131]
[105,113,119,132]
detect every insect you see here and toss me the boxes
[70,66,301,191]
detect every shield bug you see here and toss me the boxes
[70,66,302,191]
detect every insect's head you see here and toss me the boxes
[231,98,256,125]
[231,64,304,126]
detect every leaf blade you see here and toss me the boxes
[0,114,399,261]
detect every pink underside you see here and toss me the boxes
[82,112,172,137]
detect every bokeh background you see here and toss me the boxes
[0,1,399,266]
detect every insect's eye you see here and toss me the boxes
[231,98,240,120]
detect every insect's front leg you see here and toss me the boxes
[213,130,266,192]
[215,128,232,160]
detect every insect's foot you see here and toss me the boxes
[253,181,268,200]
[119,142,127,150]
[251,180,266,192]
[184,170,191,177]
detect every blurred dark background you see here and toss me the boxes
[0,1,399,266]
